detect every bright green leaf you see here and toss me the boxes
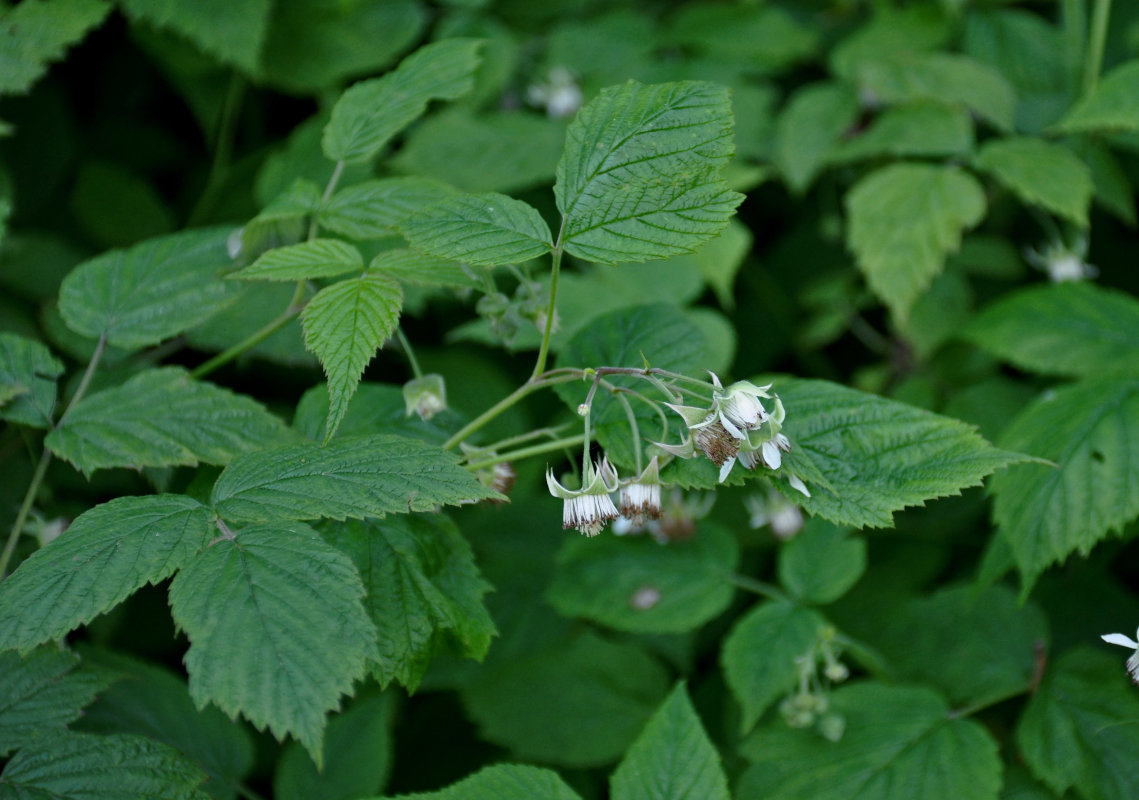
[117,0,268,74]
[778,520,866,604]
[230,239,363,282]
[401,192,553,266]
[273,693,395,800]
[0,730,209,800]
[991,377,1139,591]
[777,378,1025,528]
[739,683,1001,800]
[318,178,457,241]
[301,274,402,441]
[965,282,1139,378]
[974,137,1093,226]
[461,631,670,767]
[773,82,860,193]
[829,5,950,81]
[0,647,116,757]
[610,684,729,800]
[832,102,974,164]
[168,522,377,766]
[1057,60,1139,134]
[721,601,828,733]
[555,80,744,265]
[46,367,296,475]
[58,227,240,350]
[320,515,495,692]
[0,332,64,429]
[547,522,739,634]
[846,163,986,321]
[0,495,212,653]
[1017,648,1139,800]
[210,434,497,523]
[0,0,110,95]
[77,648,255,800]
[368,249,482,289]
[374,764,583,800]
[322,38,482,163]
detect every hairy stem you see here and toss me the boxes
[532,217,567,379]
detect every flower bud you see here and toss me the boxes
[403,374,447,421]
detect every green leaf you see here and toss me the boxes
[0,647,116,757]
[318,178,457,241]
[1069,138,1138,225]
[292,382,458,445]
[230,239,363,281]
[1017,648,1139,800]
[322,38,482,163]
[721,601,828,733]
[867,584,1048,708]
[77,649,255,800]
[555,80,744,265]
[0,730,209,800]
[46,367,296,475]
[58,227,240,350]
[390,109,565,195]
[610,684,729,800]
[777,378,1024,528]
[273,693,394,800]
[555,304,706,469]
[401,192,553,266]
[857,52,1017,132]
[0,332,64,429]
[773,82,860,193]
[0,0,110,95]
[832,102,974,164]
[666,4,816,73]
[547,522,739,634]
[965,283,1139,378]
[0,495,212,653]
[183,281,314,368]
[991,377,1139,590]
[778,521,866,604]
[845,163,986,321]
[320,515,495,692]
[829,5,950,81]
[461,631,671,767]
[368,249,482,289]
[683,218,751,309]
[117,0,268,74]
[168,522,377,766]
[69,161,176,249]
[974,137,1093,226]
[739,683,1001,800]
[375,765,583,800]
[301,274,402,441]
[210,434,496,524]
[1057,59,1139,134]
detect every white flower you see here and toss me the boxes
[618,456,663,525]
[1026,235,1097,283]
[745,490,804,539]
[526,66,583,118]
[546,457,620,536]
[1102,628,1139,683]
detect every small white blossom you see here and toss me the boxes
[546,457,620,536]
[1102,627,1139,683]
[527,66,583,118]
[618,456,663,525]
[1026,235,1097,283]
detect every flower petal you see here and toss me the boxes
[1102,632,1139,649]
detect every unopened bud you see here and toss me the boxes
[403,374,447,421]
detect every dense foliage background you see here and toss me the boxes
[2,0,1139,798]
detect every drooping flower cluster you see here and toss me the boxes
[657,374,809,495]
[547,456,666,537]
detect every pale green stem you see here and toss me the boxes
[532,217,567,380]
[461,425,572,458]
[1,334,107,580]
[465,434,587,472]
[728,573,789,602]
[441,374,578,450]
[190,280,305,379]
[308,160,345,239]
[1083,0,1112,96]
[616,393,643,474]
[394,327,422,379]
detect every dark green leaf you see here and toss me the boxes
[974,137,1093,226]
[778,521,866,604]
[318,178,457,241]
[117,0,269,74]
[0,331,64,429]
[832,102,974,164]
[0,495,212,653]
[375,765,583,800]
[0,0,110,94]
[168,522,377,766]
[773,82,860,193]
[230,239,363,281]
[292,382,458,445]
[402,192,553,266]
[1057,60,1139,134]
[368,249,482,289]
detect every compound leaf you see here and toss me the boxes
[322,515,494,693]
[402,192,553,266]
[230,239,363,282]
[210,434,497,523]
[610,684,729,800]
[323,38,482,163]
[301,274,403,441]
[46,367,296,475]
[846,163,986,321]
[58,227,239,350]
[965,282,1139,378]
[991,377,1139,591]
[0,495,212,653]
[318,177,457,241]
[168,522,377,767]
[555,80,744,264]
[974,137,1093,226]
[777,378,1025,528]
